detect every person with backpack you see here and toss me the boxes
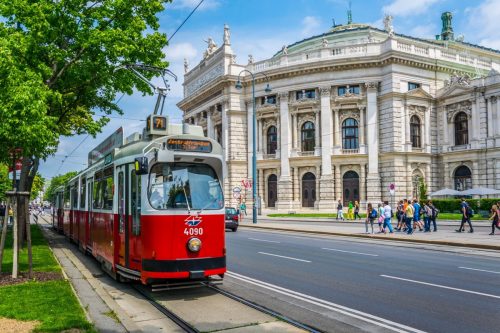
[423,201,432,232]
[488,204,500,235]
[383,201,394,233]
[377,203,385,233]
[456,198,474,233]
[336,200,344,221]
[412,199,423,232]
[428,200,438,232]
[365,203,376,234]
[354,201,361,220]
[405,199,415,234]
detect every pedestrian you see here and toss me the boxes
[488,204,500,235]
[365,203,376,234]
[412,199,423,232]
[428,200,438,232]
[405,199,415,234]
[336,200,344,221]
[395,200,404,231]
[347,201,354,220]
[377,203,385,233]
[456,198,474,233]
[423,201,431,232]
[240,201,247,216]
[383,201,394,233]
[354,201,361,220]
[8,206,14,225]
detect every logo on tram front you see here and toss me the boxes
[185,215,202,227]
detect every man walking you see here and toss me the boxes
[336,200,344,221]
[456,198,473,233]
[383,201,394,233]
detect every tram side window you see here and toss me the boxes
[80,178,86,209]
[71,186,78,209]
[102,167,114,210]
[131,172,141,235]
[64,187,71,209]
[93,172,103,209]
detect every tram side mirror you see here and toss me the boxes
[134,157,149,175]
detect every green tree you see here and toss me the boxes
[419,177,428,202]
[44,171,78,204]
[30,173,45,201]
[0,164,10,202]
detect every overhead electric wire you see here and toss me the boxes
[167,0,204,43]
[53,134,90,177]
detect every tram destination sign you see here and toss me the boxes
[88,127,124,166]
[166,138,212,153]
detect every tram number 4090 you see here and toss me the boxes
[184,228,204,236]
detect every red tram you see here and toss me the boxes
[53,115,226,285]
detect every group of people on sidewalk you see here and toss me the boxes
[334,198,500,236]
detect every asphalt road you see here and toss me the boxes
[224,229,500,333]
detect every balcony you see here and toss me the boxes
[297,151,315,157]
[262,153,278,160]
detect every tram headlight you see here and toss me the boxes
[187,237,202,252]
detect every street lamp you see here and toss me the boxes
[235,70,272,224]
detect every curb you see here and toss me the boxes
[241,225,500,251]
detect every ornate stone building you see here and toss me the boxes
[177,13,500,211]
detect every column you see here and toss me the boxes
[333,108,341,152]
[365,82,381,202]
[359,163,366,204]
[314,111,321,155]
[441,107,449,151]
[425,163,432,194]
[424,107,431,153]
[359,107,365,150]
[293,166,301,207]
[246,99,253,180]
[258,118,264,157]
[487,97,493,138]
[470,98,478,146]
[207,110,214,139]
[276,116,281,157]
[318,87,334,209]
[334,164,341,201]
[221,101,229,184]
[493,158,498,188]
[404,102,411,151]
[276,92,293,209]
[258,169,265,209]
[495,97,500,137]
[315,165,320,208]
[443,162,450,189]
[292,113,298,151]
[472,160,479,187]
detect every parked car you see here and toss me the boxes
[225,207,239,232]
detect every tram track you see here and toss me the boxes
[133,280,320,333]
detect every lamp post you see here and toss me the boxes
[235,70,272,224]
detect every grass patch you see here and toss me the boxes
[1,224,60,273]
[103,310,120,323]
[0,280,94,332]
[435,213,488,221]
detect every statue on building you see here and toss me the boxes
[184,58,189,73]
[223,24,231,45]
[203,37,218,59]
[383,14,394,37]
[322,38,328,48]
[449,72,471,86]
[231,54,237,64]
[248,54,254,64]
[282,45,288,55]
[367,29,375,43]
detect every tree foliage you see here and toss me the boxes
[419,177,428,202]
[44,171,78,203]
[30,173,45,201]
[0,164,10,201]
[0,0,170,164]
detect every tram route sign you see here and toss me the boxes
[88,127,124,166]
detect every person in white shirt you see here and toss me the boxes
[383,201,394,233]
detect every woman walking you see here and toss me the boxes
[365,203,376,234]
[354,201,361,220]
[377,203,385,233]
[489,204,500,235]
[348,201,354,220]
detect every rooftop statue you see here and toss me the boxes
[282,45,288,55]
[322,38,328,48]
[248,54,254,64]
[203,37,218,59]
[223,24,231,45]
[184,58,189,73]
[383,14,394,37]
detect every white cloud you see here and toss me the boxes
[410,24,437,38]
[466,0,500,49]
[301,16,321,37]
[165,42,198,61]
[169,0,220,11]
[382,0,440,17]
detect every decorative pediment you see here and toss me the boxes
[256,103,278,113]
[437,83,474,99]
[290,97,319,108]
[405,87,433,99]
[339,109,360,123]
[332,94,364,104]
[408,105,426,120]
[445,100,472,122]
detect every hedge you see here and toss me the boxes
[429,198,500,213]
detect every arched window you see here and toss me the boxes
[342,118,358,149]
[301,121,315,152]
[410,115,421,148]
[454,165,472,191]
[267,126,277,155]
[454,112,468,146]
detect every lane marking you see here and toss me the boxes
[459,266,500,275]
[258,252,311,263]
[322,247,378,257]
[381,275,500,299]
[227,271,426,333]
[248,238,281,243]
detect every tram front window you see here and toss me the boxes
[148,163,223,210]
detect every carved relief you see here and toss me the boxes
[186,62,224,97]
[339,109,359,123]
[319,87,331,97]
[263,119,277,131]
[491,96,497,104]
[364,82,378,90]
[278,92,289,101]
[408,105,426,120]
[445,100,472,122]
[298,114,316,129]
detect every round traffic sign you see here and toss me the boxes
[233,186,241,193]
[389,183,395,190]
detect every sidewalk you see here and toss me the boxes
[240,216,500,251]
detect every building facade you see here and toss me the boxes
[177,14,500,211]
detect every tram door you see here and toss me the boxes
[117,165,129,267]
[87,179,93,249]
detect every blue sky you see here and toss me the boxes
[39,0,500,180]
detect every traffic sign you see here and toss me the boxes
[389,183,395,196]
[232,186,241,193]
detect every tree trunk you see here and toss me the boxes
[17,157,39,249]
[12,198,18,279]
[0,201,10,274]
[26,209,32,279]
